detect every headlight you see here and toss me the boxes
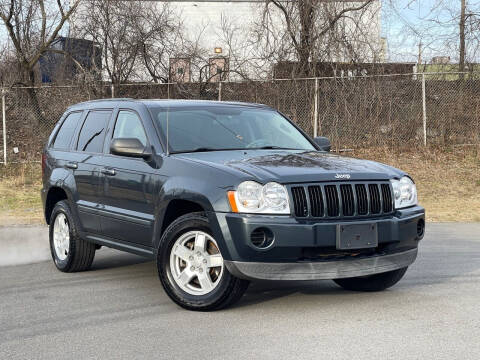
[390,176,417,209]
[228,181,290,214]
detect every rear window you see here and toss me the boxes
[76,110,111,153]
[52,111,83,150]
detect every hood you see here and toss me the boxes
[175,150,404,184]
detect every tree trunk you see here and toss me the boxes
[26,69,45,125]
[297,0,315,76]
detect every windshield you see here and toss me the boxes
[149,105,315,153]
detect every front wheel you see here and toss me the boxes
[157,213,249,311]
[333,267,409,292]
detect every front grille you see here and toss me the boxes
[290,182,394,218]
[324,185,339,217]
[368,184,381,214]
[381,184,393,213]
[291,186,308,217]
[308,186,324,217]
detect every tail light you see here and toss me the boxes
[41,153,46,177]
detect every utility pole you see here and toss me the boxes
[417,41,422,72]
[459,0,466,75]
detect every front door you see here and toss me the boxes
[98,110,157,247]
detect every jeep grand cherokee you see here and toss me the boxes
[42,99,425,311]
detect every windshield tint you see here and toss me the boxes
[149,105,315,153]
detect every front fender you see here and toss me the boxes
[151,175,230,253]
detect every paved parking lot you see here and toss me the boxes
[1,223,479,359]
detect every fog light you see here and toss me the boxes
[417,219,425,238]
[250,228,274,249]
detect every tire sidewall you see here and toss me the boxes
[49,201,76,271]
[158,215,234,308]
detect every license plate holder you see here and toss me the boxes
[336,223,378,250]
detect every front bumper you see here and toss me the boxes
[225,248,417,281]
[209,205,425,280]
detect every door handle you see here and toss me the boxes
[101,168,116,176]
[65,162,78,169]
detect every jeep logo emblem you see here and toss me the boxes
[335,174,351,179]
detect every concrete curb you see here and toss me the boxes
[0,225,50,267]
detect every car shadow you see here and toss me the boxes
[236,279,344,308]
[90,248,152,271]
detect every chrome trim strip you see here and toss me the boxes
[225,248,418,281]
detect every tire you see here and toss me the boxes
[333,267,408,292]
[49,200,96,272]
[157,212,249,311]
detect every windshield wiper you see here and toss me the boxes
[171,147,247,154]
[252,146,302,150]
[171,147,218,154]
[171,146,303,154]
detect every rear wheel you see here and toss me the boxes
[157,213,249,311]
[333,267,408,292]
[49,200,96,272]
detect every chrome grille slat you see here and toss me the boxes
[291,181,394,219]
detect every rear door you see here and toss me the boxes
[70,109,112,234]
[97,109,157,247]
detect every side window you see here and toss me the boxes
[112,111,147,147]
[52,111,83,150]
[76,110,111,153]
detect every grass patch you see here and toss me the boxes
[0,147,479,224]
[352,146,480,222]
[0,163,43,225]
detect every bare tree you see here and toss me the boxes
[252,0,378,77]
[0,43,19,86]
[76,0,184,85]
[0,0,80,123]
[136,5,185,83]
[0,0,80,86]
[387,1,480,69]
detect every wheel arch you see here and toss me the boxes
[44,186,70,224]
[152,186,222,251]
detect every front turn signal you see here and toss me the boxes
[227,191,238,213]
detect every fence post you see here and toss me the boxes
[313,78,319,138]
[111,84,115,99]
[218,81,222,101]
[2,88,6,166]
[421,73,427,146]
[167,83,170,99]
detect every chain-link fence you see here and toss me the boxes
[1,72,479,164]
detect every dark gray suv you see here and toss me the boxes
[42,99,425,311]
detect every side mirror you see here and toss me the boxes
[110,138,152,159]
[313,136,331,152]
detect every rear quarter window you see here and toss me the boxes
[76,110,112,153]
[52,111,83,150]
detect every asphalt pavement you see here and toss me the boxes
[1,223,479,359]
